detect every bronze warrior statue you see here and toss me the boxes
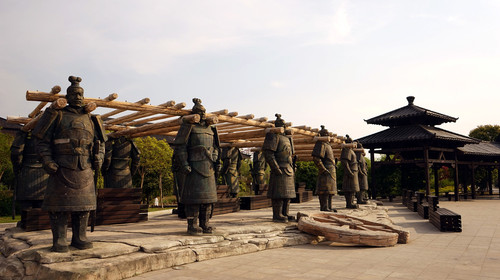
[340,135,359,209]
[102,136,140,188]
[10,130,49,226]
[263,114,296,222]
[173,98,220,235]
[355,143,368,204]
[251,150,267,195]
[221,146,242,198]
[171,145,186,219]
[312,126,337,212]
[33,76,106,252]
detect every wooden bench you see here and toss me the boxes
[406,191,417,212]
[416,192,429,219]
[212,185,240,215]
[292,182,313,203]
[429,207,462,232]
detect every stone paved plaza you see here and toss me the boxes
[2,196,500,279]
[129,197,500,280]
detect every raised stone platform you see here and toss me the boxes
[0,198,393,280]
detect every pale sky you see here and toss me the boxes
[1,0,499,140]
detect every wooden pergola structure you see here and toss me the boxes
[357,96,500,201]
[7,85,346,161]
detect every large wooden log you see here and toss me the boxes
[108,114,199,137]
[219,127,284,141]
[28,86,61,118]
[104,100,173,125]
[220,140,264,148]
[26,91,193,117]
[100,98,151,120]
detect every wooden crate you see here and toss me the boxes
[417,202,429,219]
[212,185,240,215]
[292,190,313,203]
[239,195,272,210]
[429,208,462,232]
[96,188,148,225]
[213,197,240,215]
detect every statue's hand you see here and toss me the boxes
[44,161,59,174]
[182,165,192,174]
[92,159,102,171]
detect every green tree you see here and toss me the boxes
[295,161,318,191]
[134,136,173,205]
[0,131,14,188]
[469,125,500,141]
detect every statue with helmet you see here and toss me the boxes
[312,125,337,212]
[10,130,49,227]
[32,76,106,252]
[251,149,267,195]
[220,146,242,198]
[173,98,220,235]
[340,135,359,209]
[102,136,140,189]
[262,114,296,222]
[355,143,369,204]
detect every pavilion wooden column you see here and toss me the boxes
[498,166,500,198]
[471,164,476,199]
[488,167,493,195]
[433,166,439,196]
[454,153,459,201]
[370,148,376,199]
[424,147,431,196]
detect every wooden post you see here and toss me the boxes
[488,167,493,195]
[471,164,476,199]
[434,165,439,196]
[370,148,376,199]
[454,153,459,201]
[424,147,431,196]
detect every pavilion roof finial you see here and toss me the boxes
[407,96,415,105]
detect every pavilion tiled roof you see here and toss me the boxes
[458,141,500,157]
[365,96,458,127]
[357,124,479,148]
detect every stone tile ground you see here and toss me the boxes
[128,198,500,280]
[1,198,394,279]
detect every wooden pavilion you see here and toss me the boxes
[357,96,500,201]
[8,87,345,159]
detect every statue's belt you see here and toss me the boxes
[53,138,92,155]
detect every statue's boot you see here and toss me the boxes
[328,195,337,212]
[177,203,186,219]
[345,192,359,209]
[200,204,215,234]
[185,204,203,235]
[319,194,329,211]
[70,211,93,250]
[271,199,288,223]
[357,191,368,204]
[49,211,69,252]
[282,199,295,221]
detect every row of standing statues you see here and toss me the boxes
[11,76,368,252]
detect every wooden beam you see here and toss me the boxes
[219,127,283,141]
[28,85,61,118]
[104,100,174,125]
[108,114,199,138]
[100,98,151,120]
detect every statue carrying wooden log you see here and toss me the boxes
[312,125,337,212]
[263,114,296,223]
[173,98,221,235]
[340,135,360,209]
[32,76,106,252]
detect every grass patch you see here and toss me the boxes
[0,215,20,224]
